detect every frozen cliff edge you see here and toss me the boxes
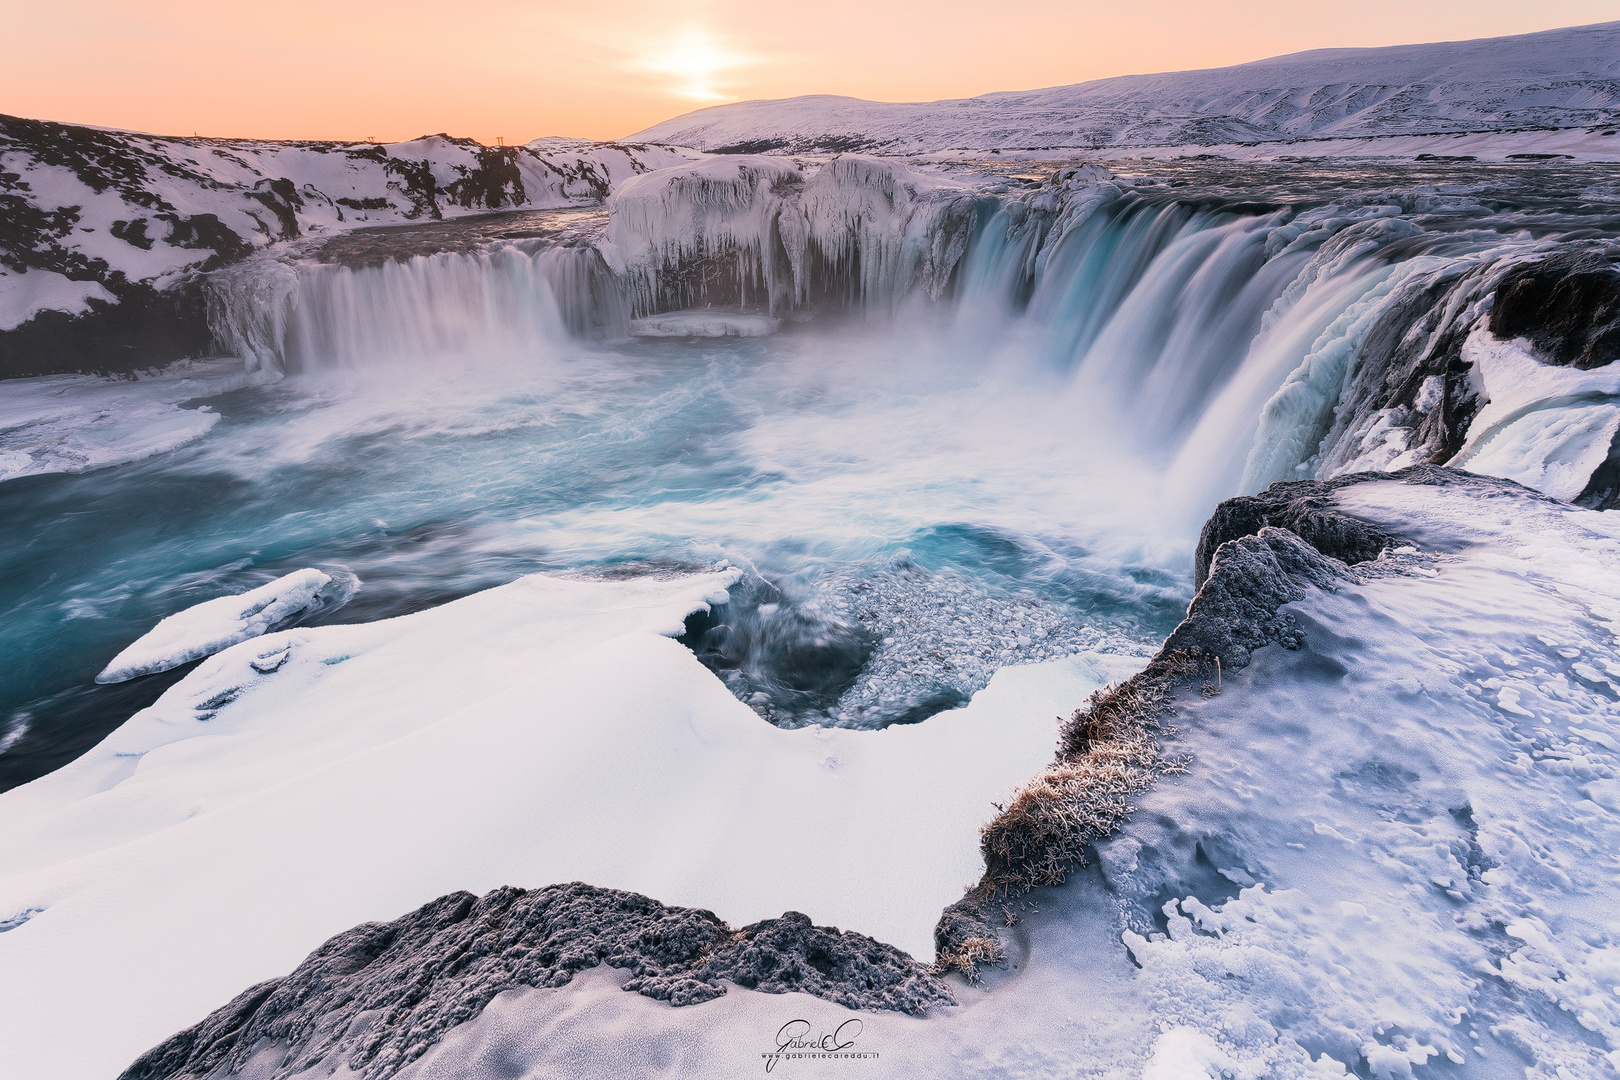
[102,466,1620,1079]
[628,21,1620,157]
[601,154,981,316]
[0,565,1140,1080]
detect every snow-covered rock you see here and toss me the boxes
[630,22,1620,157]
[1451,329,1620,502]
[95,569,350,684]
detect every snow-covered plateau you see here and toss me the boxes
[3,23,1620,1080]
[630,22,1620,158]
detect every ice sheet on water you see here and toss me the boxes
[0,359,280,483]
[95,568,357,684]
[629,311,780,338]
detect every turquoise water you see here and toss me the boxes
[0,323,1192,789]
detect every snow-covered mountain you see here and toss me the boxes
[629,21,1620,155]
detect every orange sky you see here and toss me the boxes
[2,1,1613,144]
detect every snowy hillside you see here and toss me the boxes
[0,114,695,368]
[629,21,1620,155]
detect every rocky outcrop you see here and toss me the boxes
[1193,476,1397,590]
[939,466,1538,974]
[120,882,952,1080]
[1489,249,1620,369]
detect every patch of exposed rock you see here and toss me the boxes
[121,882,951,1080]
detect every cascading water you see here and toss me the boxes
[7,158,1618,791]
[207,242,625,373]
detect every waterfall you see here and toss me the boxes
[207,244,624,374]
[202,155,1597,514]
[602,155,982,316]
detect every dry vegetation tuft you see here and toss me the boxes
[934,648,1209,977]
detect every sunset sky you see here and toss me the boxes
[3,1,1614,144]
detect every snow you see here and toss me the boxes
[0,566,1144,1080]
[629,22,1620,158]
[629,311,780,337]
[1451,329,1620,501]
[293,476,1620,1080]
[0,267,116,331]
[95,568,346,684]
[0,358,280,483]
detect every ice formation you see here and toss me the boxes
[0,358,279,482]
[95,568,350,684]
[602,155,979,316]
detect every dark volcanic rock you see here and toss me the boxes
[120,882,952,1080]
[1193,476,1399,589]
[0,281,213,378]
[1167,526,1352,669]
[1489,250,1620,369]
[1192,465,1551,587]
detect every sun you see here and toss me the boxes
[631,27,753,102]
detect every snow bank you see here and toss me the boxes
[603,155,980,315]
[0,358,280,483]
[95,569,348,684]
[1450,328,1620,501]
[1100,478,1620,1078]
[0,267,116,331]
[0,567,1141,1080]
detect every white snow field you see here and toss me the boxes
[263,476,1620,1080]
[94,568,347,684]
[0,357,279,482]
[0,567,1144,1080]
[630,22,1620,158]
